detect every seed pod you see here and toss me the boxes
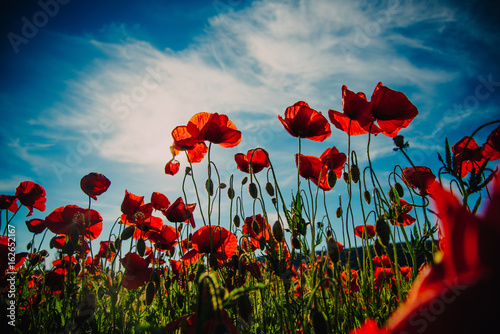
[233,215,241,228]
[177,224,183,232]
[325,228,333,239]
[114,237,121,251]
[137,238,146,257]
[205,179,214,196]
[241,176,248,185]
[291,236,301,249]
[151,270,161,288]
[388,188,396,202]
[350,165,360,183]
[70,227,80,247]
[272,221,284,242]
[248,183,258,199]
[395,182,404,198]
[374,239,384,256]
[363,190,371,205]
[219,183,227,189]
[209,253,219,269]
[327,237,340,263]
[227,187,235,200]
[121,225,136,241]
[259,237,266,250]
[336,207,343,218]
[327,170,337,188]
[185,167,191,175]
[265,182,275,197]
[393,135,405,149]
[74,262,82,275]
[145,281,156,305]
[343,171,350,184]
[326,267,334,279]
[238,294,252,323]
[252,220,260,235]
[271,198,277,205]
[310,309,329,334]
[109,241,117,253]
[375,218,390,247]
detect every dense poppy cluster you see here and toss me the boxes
[1,82,499,334]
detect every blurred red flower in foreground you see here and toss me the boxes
[44,205,103,240]
[235,148,269,174]
[165,310,237,334]
[80,172,111,200]
[402,166,436,196]
[181,225,237,265]
[350,169,500,333]
[279,101,331,141]
[329,82,418,137]
[15,181,46,216]
[482,124,500,161]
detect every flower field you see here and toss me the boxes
[1,82,499,333]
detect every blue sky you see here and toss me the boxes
[1,0,500,257]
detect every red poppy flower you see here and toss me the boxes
[120,252,153,290]
[278,101,331,141]
[181,225,237,265]
[329,85,381,136]
[164,197,196,227]
[342,269,360,293]
[242,214,271,250]
[374,267,394,289]
[15,181,46,216]
[80,172,111,200]
[370,82,418,137]
[401,166,436,196]
[482,124,500,161]
[164,158,180,175]
[121,215,163,235]
[170,127,209,164]
[96,241,115,261]
[452,136,486,177]
[44,205,103,240]
[120,190,154,225]
[0,195,18,213]
[354,225,376,239]
[393,199,416,226]
[146,224,179,252]
[296,147,346,190]
[0,236,27,278]
[151,192,170,211]
[186,112,242,148]
[26,218,46,234]
[234,148,270,174]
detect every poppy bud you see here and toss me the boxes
[326,266,334,279]
[265,182,275,197]
[259,237,266,250]
[151,270,161,288]
[114,237,121,251]
[238,294,252,323]
[209,253,219,269]
[227,187,235,200]
[70,227,80,247]
[327,170,337,188]
[252,220,260,235]
[395,182,404,198]
[291,236,301,249]
[272,221,284,242]
[74,262,82,275]
[249,183,258,199]
[185,167,191,175]
[205,179,214,196]
[241,176,248,185]
[310,309,329,334]
[375,218,390,247]
[327,237,340,263]
[393,135,405,149]
[363,190,371,204]
[145,281,156,305]
[177,224,183,232]
[121,225,135,241]
[350,165,360,183]
[343,171,350,184]
[233,215,241,228]
[219,183,227,189]
[39,249,49,257]
[374,240,384,256]
[388,187,396,202]
[271,197,277,205]
[336,207,343,218]
[137,238,146,257]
